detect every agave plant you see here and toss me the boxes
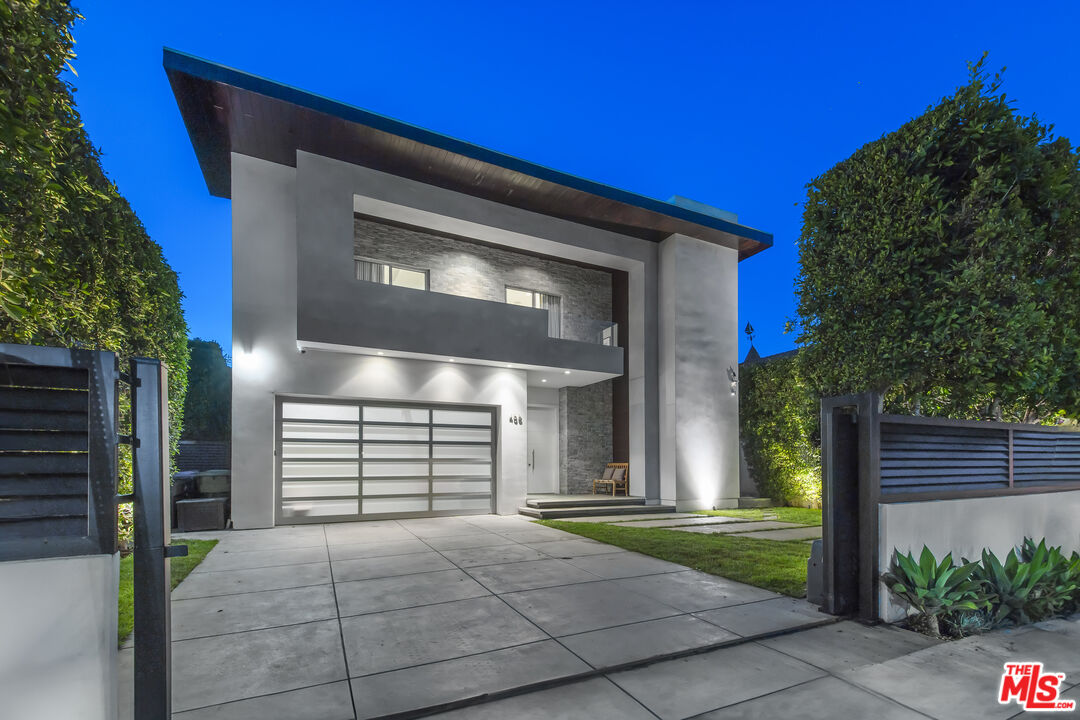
[882,546,989,638]
[971,546,1054,626]
[1018,538,1080,618]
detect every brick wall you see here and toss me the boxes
[354,217,612,344]
[559,381,613,494]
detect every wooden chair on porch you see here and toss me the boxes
[592,462,629,496]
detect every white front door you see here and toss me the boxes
[527,407,559,494]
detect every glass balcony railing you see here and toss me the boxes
[578,320,618,347]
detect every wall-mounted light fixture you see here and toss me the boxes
[727,366,737,395]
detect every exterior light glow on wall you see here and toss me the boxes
[563,370,571,375]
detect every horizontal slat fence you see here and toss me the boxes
[0,346,117,560]
[878,415,1080,499]
[821,392,1080,623]
[0,364,91,540]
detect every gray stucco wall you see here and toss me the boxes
[354,217,612,344]
[559,381,614,494]
[658,233,741,510]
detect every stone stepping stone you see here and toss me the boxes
[737,526,823,541]
[565,513,702,524]
[672,520,802,535]
[608,515,759,529]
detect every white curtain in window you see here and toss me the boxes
[356,260,384,283]
[538,294,561,339]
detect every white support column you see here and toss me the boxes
[658,233,741,510]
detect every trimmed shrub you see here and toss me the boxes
[739,352,820,506]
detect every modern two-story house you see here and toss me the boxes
[165,49,772,530]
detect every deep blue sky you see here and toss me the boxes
[66,1,1080,360]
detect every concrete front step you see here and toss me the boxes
[525,495,646,509]
[518,504,675,520]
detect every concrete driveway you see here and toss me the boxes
[160,514,833,718]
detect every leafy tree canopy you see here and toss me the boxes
[182,339,231,440]
[1,2,189,445]
[796,56,1080,421]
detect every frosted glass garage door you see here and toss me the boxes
[277,398,494,523]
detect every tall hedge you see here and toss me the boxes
[796,57,1080,422]
[1,2,189,541]
[739,352,820,507]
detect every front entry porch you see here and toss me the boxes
[518,494,677,520]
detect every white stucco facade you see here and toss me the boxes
[229,149,753,527]
[0,553,119,720]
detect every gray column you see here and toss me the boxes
[658,233,740,510]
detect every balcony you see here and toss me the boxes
[297,280,624,375]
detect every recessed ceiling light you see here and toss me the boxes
[376,351,385,355]
[541,379,547,383]
[563,370,571,375]
[448,358,455,362]
[506,364,513,368]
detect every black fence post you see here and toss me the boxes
[132,357,184,719]
[821,391,880,620]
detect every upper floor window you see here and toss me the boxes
[356,259,428,290]
[506,287,561,339]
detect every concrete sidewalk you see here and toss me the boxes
[422,615,1080,719]
[120,515,833,719]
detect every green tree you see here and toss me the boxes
[1,1,189,542]
[182,339,231,440]
[796,56,1080,421]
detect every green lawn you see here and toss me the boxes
[118,538,218,647]
[538,520,811,597]
[694,507,822,525]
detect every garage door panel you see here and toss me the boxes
[282,498,359,518]
[433,427,491,443]
[363,443,429,459]
[281,422,359,440]
[282,442,360,460]
[277,398,495,523]
[363,461,430,477]
[433,445,491,459]
[363,479,430,495]
[433,496,490,511]
[363,407,430,424]
[282,480,359,498]
[282,403,359,422]
[432,409,491,426]
[432,480,490,494]
[282,461,359,478]
[433,462,491,477]
[363,497,430,514]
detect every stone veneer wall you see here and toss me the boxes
[559,381,613,494]
[354,216,612,343]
